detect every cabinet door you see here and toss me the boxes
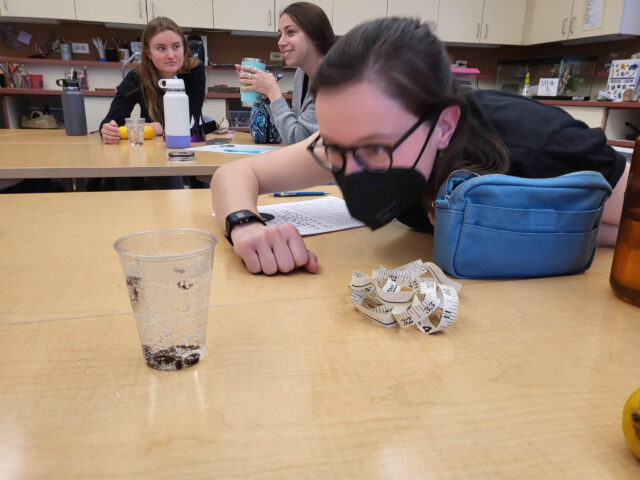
[275,0,332,27]
[0,0,76,20]
[332,0,387,36]
[76,0,147,25]
[437,0,485,43]
[569,0,626,39]
[387,0,439,26]
[148,0,213,29]
[481,0,527,45]
[213,0,275,32]
[525,0,574,44]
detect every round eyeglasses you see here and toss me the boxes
[307,112,434,174]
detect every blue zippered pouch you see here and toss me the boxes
[433,171,613,279]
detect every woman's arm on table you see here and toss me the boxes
[99,71,141,144]
[211,136,334,275]
[599,160,631,246]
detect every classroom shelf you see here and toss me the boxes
[537,99,640,148]
[539,99,640,109]
[607,139,635,148]
[0,88,113,97]
[0,88,292,101]
[0,56,294,72]
[0,55,296,129]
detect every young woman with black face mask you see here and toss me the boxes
[211,17,629,276]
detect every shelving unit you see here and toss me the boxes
[540,99,640,148]
[0,55,295,129]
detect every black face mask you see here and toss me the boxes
[334,168,427,230]
[331,114,439,231]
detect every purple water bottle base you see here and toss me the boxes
[165,135,191,148]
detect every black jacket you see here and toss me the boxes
[469,89,625,188]
[99,62,205,132]
[397,89,626,232]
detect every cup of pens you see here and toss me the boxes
[106,48,118,62]
[92,37,106,62]
[60,43,72,61]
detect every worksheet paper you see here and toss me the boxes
[213,196,365,236]
[188,144,281,154]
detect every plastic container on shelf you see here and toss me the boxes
[451,67,480,90]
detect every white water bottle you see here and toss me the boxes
[158,78,191,148]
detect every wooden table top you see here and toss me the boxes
[0,129,253,178]
[1,187,639,478]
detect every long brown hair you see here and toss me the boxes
[280,2,335,55]
[138,16,200,122]
[310,17,509,207]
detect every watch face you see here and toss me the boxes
[225,210,265,244]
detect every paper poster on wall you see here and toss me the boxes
[583,0,604,30]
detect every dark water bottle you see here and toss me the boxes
[56,74,87,136]
[610,138,640,306]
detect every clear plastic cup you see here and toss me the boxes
[113,228,217,370]
[125,117,145,146]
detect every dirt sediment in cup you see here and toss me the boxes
[142,344,201,370]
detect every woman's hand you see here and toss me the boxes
[230,221,318,275]
[101,120,121,144]
[235,64,282,103]
[147,121,163,136]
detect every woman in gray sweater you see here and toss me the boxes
[236,2,334,144]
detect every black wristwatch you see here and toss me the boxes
[224,210,266,245]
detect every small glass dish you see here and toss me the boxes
[167,150,195,162]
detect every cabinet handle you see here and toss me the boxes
[569,16,576,34]
[151,1,155,18]
[484,23,488,39]
[268,9,272,26]
[3,0,7,12]
[475,22,480,39]
[561,18,567,35]
[138,0,142,18]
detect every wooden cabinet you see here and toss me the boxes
[526,0,581,44]
[438,0,485,43]
[526,0,640,44]
[147,0,214,29]
[275,0,332,26]
[386,0,439,26]
[77,0,214,28]
[213,0,275,32]
[75,0,147,25]
[567,0,640,40]
[438,0,526,45]
[0,0,76,20]
[332,0,387,36]
[481,0,527,44]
